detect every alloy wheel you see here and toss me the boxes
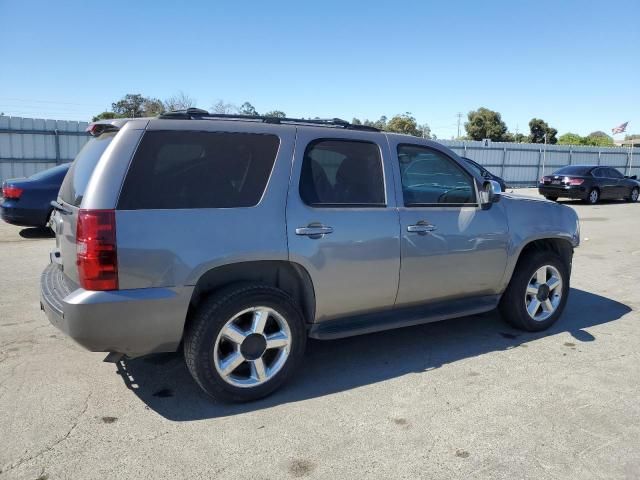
[213,306,291,388]
[524,265,563,321]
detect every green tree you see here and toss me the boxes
[92,111,122,122]
[141,97,165,117]
[263,110,286,118]
[386,113,422,137]
[239,102,259,116]
[465,107,508,141]
[112,94,145,117]
[528,118,558,144]
[558,133,584,145]
[583,131,613,146]
[351,117,362,125]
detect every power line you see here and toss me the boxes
[456,112,463,138]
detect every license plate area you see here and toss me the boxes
[552,180,562,185]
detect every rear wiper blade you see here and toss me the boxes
[51,200,72,214]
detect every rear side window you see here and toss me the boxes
[118,131,280,209]
[59,133,115,206]
[299,139,385,207]
[607,167,623,179]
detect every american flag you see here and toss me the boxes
[611,122,628,135]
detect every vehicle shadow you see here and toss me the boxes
[115,288,630,421]
[19,227,54,239]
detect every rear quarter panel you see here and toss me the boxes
[115,122,296,289]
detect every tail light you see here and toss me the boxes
[2,185,23,199]
[76,209,118,291]
[565,177,584,186]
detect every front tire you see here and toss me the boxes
[184,284,306,402]
[499,250,569,331]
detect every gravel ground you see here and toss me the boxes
[1,189,639,480]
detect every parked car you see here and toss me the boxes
[539,165,639,204]
[461,157,508,191]
[41,111,580,402]
[1,163,71,228]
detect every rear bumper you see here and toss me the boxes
[538,185,587,199]
[1,203,48,227]
[40,263,193,356]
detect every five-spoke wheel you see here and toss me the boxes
[524,265,563,321]
[214,307,291,388]
[185,284,306,402]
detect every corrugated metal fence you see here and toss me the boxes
[0,116,89,184]
[0,115,637,187]
[438,139,637,186]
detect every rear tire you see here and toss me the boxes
[499,250,569,332]
[627,187,639,203]
[184,284,306,402]
[586,188,599,205]
[544,196,558,202]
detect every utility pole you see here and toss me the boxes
[456,112,463,139]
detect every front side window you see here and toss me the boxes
[118,131,279,209]
[398,144,476,206]
[299,139,385,207]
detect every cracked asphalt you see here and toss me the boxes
[1,189,639,479]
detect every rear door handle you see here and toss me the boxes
[295,225,334,238]
[407,223,437,234]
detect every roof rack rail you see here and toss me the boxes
[157,109,380,132]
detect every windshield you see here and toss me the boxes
[29,163,70,181]
[59,133,116,206]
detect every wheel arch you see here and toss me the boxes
[184,260,316,335]
[503,237,574,292]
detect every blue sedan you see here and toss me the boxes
[1,163,70,228]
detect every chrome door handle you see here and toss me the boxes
[407,223,437,234]
[295,225,334,237]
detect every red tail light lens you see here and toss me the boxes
[76,209,118,291]
[2,185,23,199]
[566,177,584,186]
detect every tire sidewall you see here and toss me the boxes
[502,251,570,331]
[587,189,599,204]
[186,286,306,402]
[629,187,639,203]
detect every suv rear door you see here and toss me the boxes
[387,138,509,306]
[53,132,118,285]
[286,128,400,322]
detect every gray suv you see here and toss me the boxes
[41,110,580,402]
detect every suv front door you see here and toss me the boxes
[388,139,509,307]
[286,129,401,322]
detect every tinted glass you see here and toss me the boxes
[59,133,115,206]
[299,139,385,206]
[553,166,592,176]
[398,145,476,205]
[607,167,623,179]
[118,131,279,209]
[29,163,70,182]
[463,158,485,176]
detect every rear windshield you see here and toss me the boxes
[553,166,592,176]
[59,133,116,206]
[117,131,280,209]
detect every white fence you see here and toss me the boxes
[0,116,89,184]
[439,139,637,186]
[0,115,636,187]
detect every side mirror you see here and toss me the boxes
[479,180,502,208]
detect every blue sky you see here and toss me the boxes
[0,0,638,138]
